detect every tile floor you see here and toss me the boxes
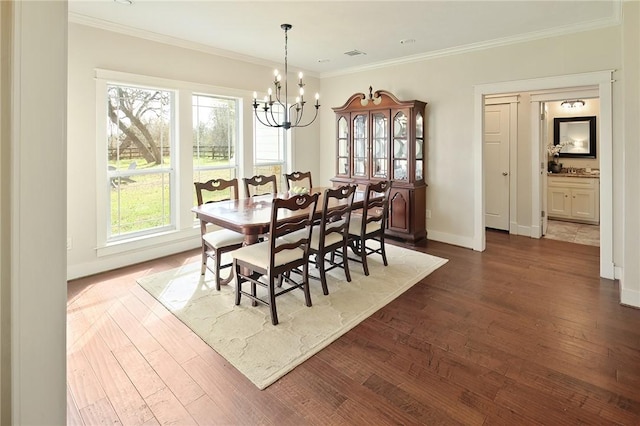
[544,219,600,247]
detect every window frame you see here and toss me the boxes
[95,69,248,257]
[253,100,291,191]
[192,92,240,178]
[106,82,177,242]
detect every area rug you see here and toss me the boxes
[137,244,447,389]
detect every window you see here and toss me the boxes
[96,69,247,254]
[107,84,174,240]
[253,102,288,190]
[193,94,239,204]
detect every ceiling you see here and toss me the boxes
[68,1,620,76]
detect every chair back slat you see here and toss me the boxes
[361,181,391,231]
[269,193,319,268]
[194,178,239,205]
[319,184,356,248]
[284,171,313,191]
[243,174,278,197]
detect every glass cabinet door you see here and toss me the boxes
[392,111,408,181]
[415,113,424,181]
[337,116,349,175]
[371,112,388,178]
[353,114,368,177]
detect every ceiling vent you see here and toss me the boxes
[344,49,366,57]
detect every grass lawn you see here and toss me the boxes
[109,158,283,237]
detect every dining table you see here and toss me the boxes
[192,186,366,246]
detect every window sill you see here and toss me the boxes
[97,227,200,258]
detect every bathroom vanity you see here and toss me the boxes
[547,174,600,224]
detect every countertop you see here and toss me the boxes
[547,172,600,178]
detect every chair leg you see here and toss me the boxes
[268,276,278,325]
[380,236,388,266]
[341,242,352,283]
[360,239,370,276]
[214,248,222,291]
[302,263,312,307]
[317,253,329,295]
[200,243,207,275]
[251,280,258,307]
[234,261,242,306]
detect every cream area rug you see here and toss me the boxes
[137,244,447,390]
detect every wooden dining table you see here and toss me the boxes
[192,186,366,245]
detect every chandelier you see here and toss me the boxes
[252,24,320,130]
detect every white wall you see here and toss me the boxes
[67,23,320,279]
[5,1,68,424]
[621,1,640,306]
[318,25,622,252]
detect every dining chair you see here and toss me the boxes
[194,178,245,290]
[285,185,356,295]
[347,180,391,276]
[243,174,278,198]
[283,171,313,192]
[232,193,319,325]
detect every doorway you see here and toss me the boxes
[473,70,614,279]
[540,97,601,246]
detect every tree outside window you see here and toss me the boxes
[107,84,174,238]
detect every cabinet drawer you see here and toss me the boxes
[548,176,598,189]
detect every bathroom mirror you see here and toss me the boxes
[553,116,596,158]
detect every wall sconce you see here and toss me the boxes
[561,99,585,110]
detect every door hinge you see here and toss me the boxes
[542,211,546,218]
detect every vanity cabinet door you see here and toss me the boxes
[571,189,597,221]
[548,187,571,218]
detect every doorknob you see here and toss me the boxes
[502,172,508,176]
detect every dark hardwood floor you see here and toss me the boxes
[67,230,640,425]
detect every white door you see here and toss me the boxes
[484,104,510,230]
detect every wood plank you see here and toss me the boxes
[144,347,205,407]
[66,235,640,425]
[81,332,155,425]
[67,345,107,410]
[67,385,84,426]
[78,397,122,425]
[111,344,166,399]
[107,300,162,356]
[184,395,233,425]
[144,387,198,426]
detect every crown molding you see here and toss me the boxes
[69,3,621,81]
[69,12,322,79]
[321,8,622,79]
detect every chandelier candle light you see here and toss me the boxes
[252,24,320,130]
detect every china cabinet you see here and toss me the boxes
[331,87,427,242]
